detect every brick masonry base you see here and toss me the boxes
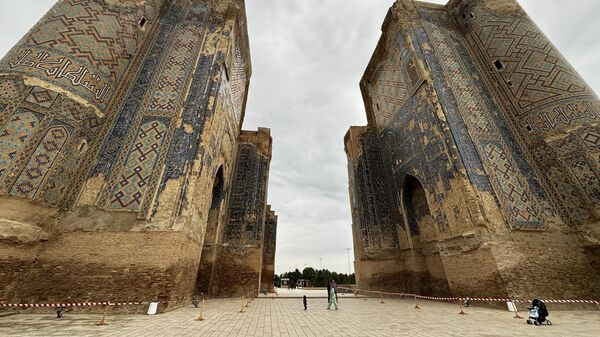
[0,231,202,312]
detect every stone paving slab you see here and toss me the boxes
[0,298,599,337]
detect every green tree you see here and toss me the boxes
[302,267,317,285]
[274,274,281,287]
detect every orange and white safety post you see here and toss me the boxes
[458,300,467,315]
[195,299,205,321]
[95,305,109,326]
[512,301,523,319]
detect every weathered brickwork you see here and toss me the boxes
[346,0,600,299]
[197,129,275,297]
[261,205,278,292]
[0,0,277,310]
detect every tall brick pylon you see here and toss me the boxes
[0,0,277,310]
[346,0,600,300]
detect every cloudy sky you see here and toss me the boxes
[1,1,599,275]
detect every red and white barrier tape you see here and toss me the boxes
[0,301,145,308]
[338,287,599,305]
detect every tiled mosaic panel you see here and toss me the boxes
[24,87,59,108]
[10,124,69,198]
[148,18,203,113]
[0,0,159,110]
[0,110,41,177]
[263,210,277,260]
[420,9,544,229]
[414,26,492,192]
[93,4,182,176]
[367,55,407,131]
[483,141,539,225]
[467,3,592,115]
[548,167,589,224]
[568,157,600,204]
[353,129,400,250]
[228,41,248,124]
[580,129,600,148]
[109,120,167,210]
[379,89,454,234]
[225,144,268,245]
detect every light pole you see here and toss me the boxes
[345,248,352,275]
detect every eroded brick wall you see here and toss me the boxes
[347,0,600,300]
[201,129,273,297]
[260,206,277,292]
[0,0,266,309]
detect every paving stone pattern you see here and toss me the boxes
[1,298,599,337]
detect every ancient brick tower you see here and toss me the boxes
[346,0,600,300]
[0,0,277,309]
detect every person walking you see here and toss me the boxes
[327,282,338,310]
[331,279,338,301]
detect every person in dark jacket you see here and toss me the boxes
[303,295,307,310]
[532,299,549,324]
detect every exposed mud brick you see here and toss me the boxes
[0,0,277,309]
[346,0,600,300]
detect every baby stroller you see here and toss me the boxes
[526,299,552,325]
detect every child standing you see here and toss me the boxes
[303,295,307,310]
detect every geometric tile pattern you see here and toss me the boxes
[96,3,210,216]
[24,86,59,108]
[109,120,167,210]
[368,53,408,131]
[228,41,248,124]
[483,141,540,225]
[0,0,156,111]
[568,157,600,204]
[422,13,542,228]
[92,4,182,177]
[0,110,41,177]
[225,143,268,244]
[24,0,141,82]
[10,125,69,198]
[548,167,588,224]
[352,128,401,250]
[148,22,201,113]
[468,6,592,115]
[580,129,600,148]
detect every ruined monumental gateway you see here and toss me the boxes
[0,0,277,309]
[346,0,600,300]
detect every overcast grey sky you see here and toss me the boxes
[1,1,599,275]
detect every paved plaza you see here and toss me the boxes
[1,295,599,337]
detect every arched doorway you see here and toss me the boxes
[403,175,436,249]
[195,166,224,296]
[402,175,450,295]
[205,167,224,245]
